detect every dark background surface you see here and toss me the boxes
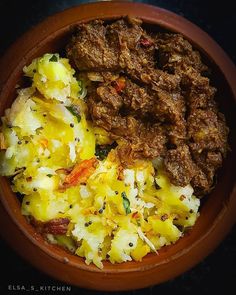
[0,0,235,294]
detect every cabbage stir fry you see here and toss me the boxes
[0,53,199,268]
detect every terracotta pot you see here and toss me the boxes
[0,2,235,291]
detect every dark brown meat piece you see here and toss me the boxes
[88,84,138,137]
[67,20,120,71]
[67,17,229,195]
[189,152,223,196]
[155,33,208,74]
[122,79,154,116]
[117,123,167,166]
[88,79,167,162]
[193,150,222,179]
[67,17,156,77]
[164,145,223,195]
[164,145,197,187]
[190,150,223,195]
[187,109,228,155]
[181,68,217,110]
[110,19,156,81]
[97,85,123,111]
[191,169,211,196]
[67,17,180,89]
[154,89,186,145]
[155,90,185,122]
[155,33,217,111]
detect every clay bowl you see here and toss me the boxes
[0,2,236,291]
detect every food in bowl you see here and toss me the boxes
[0,17,229,269]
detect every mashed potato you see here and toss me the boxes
[0,53,200,268]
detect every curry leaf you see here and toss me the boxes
[122,192,131,215]
[49,54,58,62]
[95,142,117,161]
[66,105,81,123]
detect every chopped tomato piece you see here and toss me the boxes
[63,157,98,188]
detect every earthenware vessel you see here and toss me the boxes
[0,2,235,291]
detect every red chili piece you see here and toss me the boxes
[43,218,70,235]
[140,37,153,47]
[112,77,126,94]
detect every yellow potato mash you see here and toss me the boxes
[0,53,200,268]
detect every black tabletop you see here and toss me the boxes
[0,1,235,294]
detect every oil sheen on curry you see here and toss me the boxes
[0,17,229,268]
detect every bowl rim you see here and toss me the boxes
[0,1,236,291]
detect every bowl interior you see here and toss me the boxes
[0,2,235,290]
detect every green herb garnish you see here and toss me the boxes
[122,192,131,215]
[47,174,53,178]
[78,80,86,98]
[49,54,58,62]
[95,142,117,160]
[66,105,81,123]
